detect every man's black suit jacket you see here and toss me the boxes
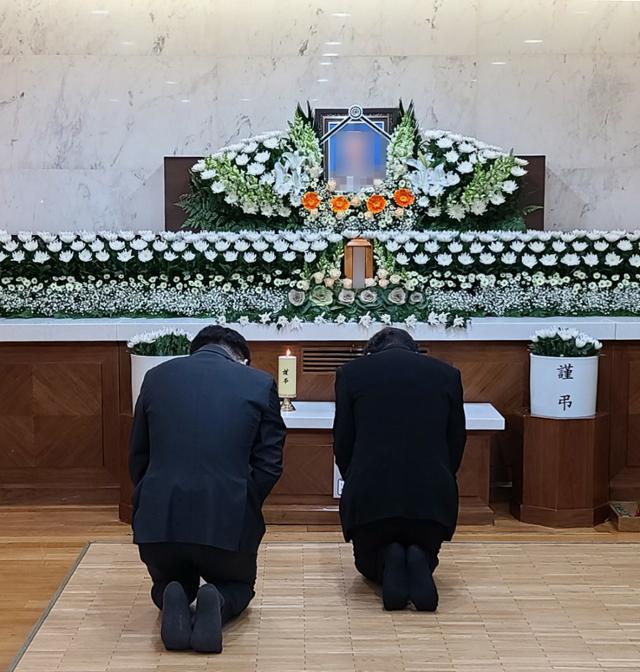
[333,345,466,541]
[129,344,286,553]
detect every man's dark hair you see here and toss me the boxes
[190,325,251,363]
[363,327,419,356]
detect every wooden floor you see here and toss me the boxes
[11,539,640,672]
[1,504,638,671]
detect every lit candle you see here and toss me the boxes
[278,349,297,398]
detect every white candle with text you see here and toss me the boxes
[278,350,297,398]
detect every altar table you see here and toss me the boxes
[264,401,505,526]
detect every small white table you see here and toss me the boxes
[280,401,506,507]
[282,401,505,431]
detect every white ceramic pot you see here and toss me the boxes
[130,354,184,408]
[530,353,599,420]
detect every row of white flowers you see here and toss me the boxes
[2,228,640,268]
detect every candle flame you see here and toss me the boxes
[286,348,291,356]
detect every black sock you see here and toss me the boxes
[191,584,223,654]
[160,582,192,650]
[382,542,409,611]
[407,545,438,612]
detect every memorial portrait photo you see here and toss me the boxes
[325,120,388,191]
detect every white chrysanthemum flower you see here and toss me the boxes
[182,251,196,262]
[413,253,429,265]
[457,161,474,174]
[540,254,557,266]
[96,251,110,262]
[479,253,496,265]
[501,180,518,194]
[458,253,474,265]
[78,250,92,262]
[490,192,506,206]
[235,154,250,166]
[529,241,545,253]
[605,252,622,266]
[163,251,178,262]
[204,250,218,262]
[561,253,580,266]
[629,255,640,267]
[511,166,527,177]
[117,250,133,262]
[11,250,25,262]
[445,150,459,163]
[436,253,452,266]
[130,239,148,251]
[501,252,517,264]
[210,181,225,193]
[436,136,454,149]
[521,254,537,268]
[255,151,270,163]
[224,251,238,262]
[470,200,488,216]
[201,169,216,180]
[32,251,50,264]
[59,250,74,263]
[192,160,206,172]
[444,203,464,221]
[396,253,410,265]
[47,240,63,253]
[247,162,266,176]
[582,253,598,266]
[263,251,276,263]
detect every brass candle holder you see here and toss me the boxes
[280,397,296,413]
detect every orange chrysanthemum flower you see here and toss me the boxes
[302,191,321,210]
[366,194,387,214]
[331,196,351,213]
[393,188,415,208]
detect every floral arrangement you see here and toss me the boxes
[530,327,603,357]
[127,329,193,356]
[181,103,528,232]
[3,228,640,328]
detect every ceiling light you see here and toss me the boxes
[323,53,339,57]
[317,78,329,83]
[325,41,342,46]
[491,61,507,65]
[331,12,351,17]
[524,39,543,44]
[90,9,109,15]
[320,61,332,66]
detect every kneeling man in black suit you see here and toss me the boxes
[129,326,285,652]
[333,327,466,611]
